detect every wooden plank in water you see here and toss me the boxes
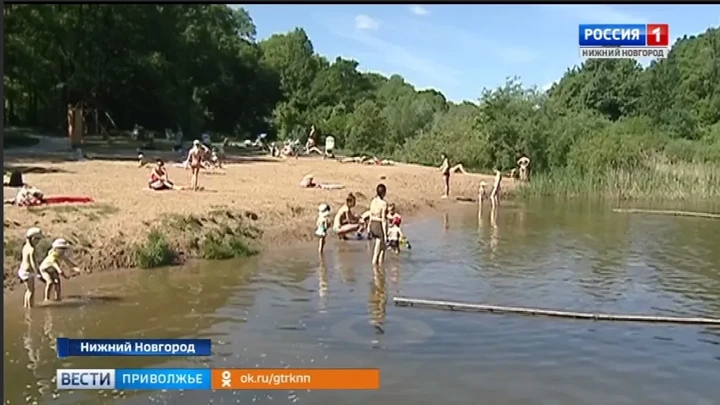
[393,297,720,325]
[613,208,720,220]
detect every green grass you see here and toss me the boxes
[517,158,720,201]
[133,229,175,268]
[200,231,258,260]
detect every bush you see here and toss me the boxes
[134,229,175,268]
[200,231,257,260]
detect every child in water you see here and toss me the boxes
[387,216,410,254]
[18,227,42,308]
[39,238,81,302]
[315,204,332,254]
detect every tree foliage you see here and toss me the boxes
[5,5,720,175]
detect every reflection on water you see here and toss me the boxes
[4,199,720,405]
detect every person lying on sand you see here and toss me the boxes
[363,157,396,166]
[39,238,82,302]
[149,160,182,191]
[5,184,44,206]
[299,174,345,190]
[450,163,467,174]
[333,193,363,240]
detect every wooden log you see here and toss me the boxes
[613,208,720,220]
[393,297,720,325]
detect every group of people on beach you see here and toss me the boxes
[315,185,408,265]
[17,227,82,308]
[311,151,524,267]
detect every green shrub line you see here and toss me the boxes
[132,210,262,269]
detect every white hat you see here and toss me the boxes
[318,203,331,213]
[51,238,70,249]
[26,227,42,238]
[193,139,201,146]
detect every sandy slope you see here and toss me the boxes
[3,153,512,289]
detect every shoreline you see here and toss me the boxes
[3,155,507,291]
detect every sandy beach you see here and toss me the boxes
[3,152,511,290]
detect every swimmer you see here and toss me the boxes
[439,153,450,198]
[387,216,406,254]
[333,193,362,240]
[369,183,389,266]
[39,238,81,302]
[315,204,332,254]
[186,140,210,191]
[18,227,43,308]
[490,169,502,208]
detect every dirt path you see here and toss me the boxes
[3,153,514,289]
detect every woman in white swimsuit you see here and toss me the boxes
[186,140,210,191]
[18,227,42,308]
[368,184,389,266]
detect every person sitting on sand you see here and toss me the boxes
[18,227,42,308]
[149,160,179,191]
[305,137,323,156]
[324,136,335,159]
[517,156,530,181]
[490,169,502,208]
[39,238,81,302]
[186,140,210,191]
[281,143,295,159]
[333,193,363,240]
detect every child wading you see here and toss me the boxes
[315,204,332,254]
[39,238,81,302]
[387,216,406,254]
[18,227,43,308]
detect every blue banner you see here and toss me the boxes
[56,338,212,358]
[115,369,211,390]
[56,368,212,390]
[579,24,646,47]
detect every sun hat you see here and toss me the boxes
[51,238,70,249]
[26,227,42,238]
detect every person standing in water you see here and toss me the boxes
[490,169,502,208]
[186,140,210,191]
[315,204,332,254]
[439,153,451,198]
[18,227,43,308]
[369,183,389,266]
[39,238,81,302]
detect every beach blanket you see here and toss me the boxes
[318,184,345,190]
[42,196,94,205]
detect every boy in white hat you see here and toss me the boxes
[18,227,42,308]
[39,238,81,302]
[315,204,332,254]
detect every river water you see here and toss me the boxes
[4,199,720,405]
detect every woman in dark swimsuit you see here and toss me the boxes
[369,184,388,266]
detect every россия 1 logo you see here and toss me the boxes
[578,24,670,60]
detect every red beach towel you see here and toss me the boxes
[42,196,95,205]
